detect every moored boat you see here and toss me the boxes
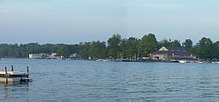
[179,60,187,63]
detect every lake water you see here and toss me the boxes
[0,59,219,102]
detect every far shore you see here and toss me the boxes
[1,58,218,64]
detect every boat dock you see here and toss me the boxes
[0,65,32,84]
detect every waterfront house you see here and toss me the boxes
[29,53,47,59]
[29,53,57,59]
[150,46,195,61]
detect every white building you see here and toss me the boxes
[29,54,44,59]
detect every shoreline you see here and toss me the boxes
[0,58,216,64]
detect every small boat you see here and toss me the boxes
[179,60,187,63]
[96,59,104,61]
[212,62,219,64]
[0,66,32,83]
[96,59,109,62]
[197,61,203,63]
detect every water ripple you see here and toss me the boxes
[1,59,219,101]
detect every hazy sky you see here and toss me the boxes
[0,0,219,44]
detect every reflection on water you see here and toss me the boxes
[1,59,219,101]
[0,82,29,101]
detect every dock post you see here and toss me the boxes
[11,65,14,71]
[27,66,29,78]
[5,67,8,84]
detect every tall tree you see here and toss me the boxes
[127,37,138,58]
[158,39,181,48]
[89,41,106,59]
[8,44,21,58]
[182,39,193,51]
[213,41,219,59]
[57,45,73,58]
[107,34,122,59]
[138,33,158,56]
[79,42,90,59]
[158,39,171,48]
[169,40,181,47]
[194,37,215,59]
[120,38,128,59]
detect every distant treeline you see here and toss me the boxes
[0,33,219,60]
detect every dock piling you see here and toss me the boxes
[11,65,14,71]
[27,66,29,78]
[5,67,8,83]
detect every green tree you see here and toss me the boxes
[57,45,71,57]
[193,37,215,59]
[120,39,128,59]
[138,33,158,56]
[158,39,171,48]
[120,37,138,59]
[25,43,41,54]
[0,44,10,57]
[169,40,181,47]
[182,39,193,51]
[89,41,106,59]
[107,34,122,59]
[158,39,181,48]
[213,41,219,59]
[79,42,90,59]
[8,44,21,58]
